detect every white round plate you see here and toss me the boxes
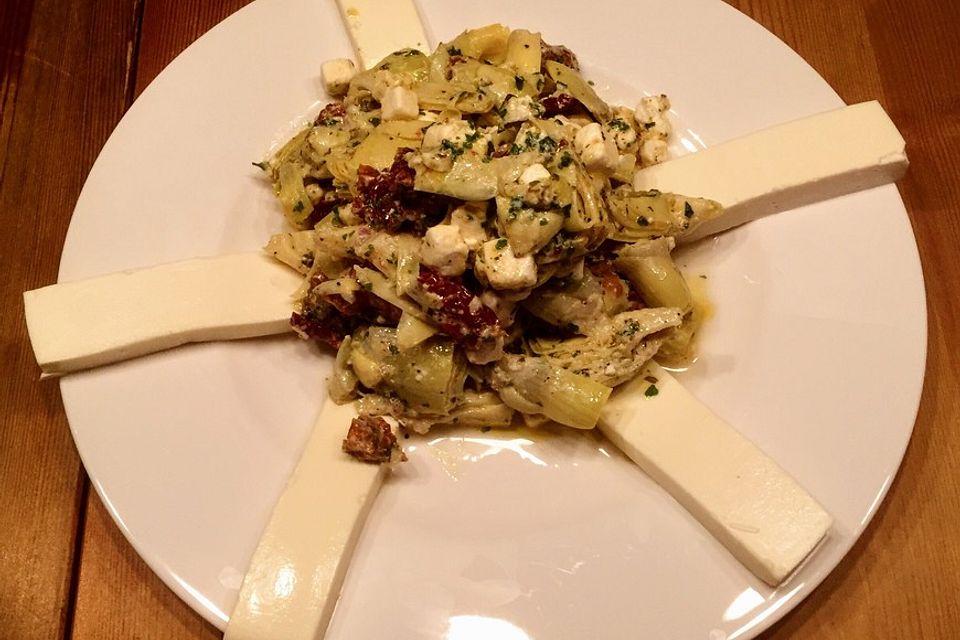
[58,0,926,638]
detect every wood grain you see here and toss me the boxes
[0,0,138,638]
[1,0,958,638]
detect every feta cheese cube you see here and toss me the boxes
[634,94,672,139]
[475,238,537,290]
[519,163,551,184]
[574,123,618,172]
[321,58,357,97]
[420,120,473,172]
[574,122,604,151]
[502,95,539,123]
[450,203,488,250]
[382,86,419,121]
[421,224,469,276]
[640,138,669,166]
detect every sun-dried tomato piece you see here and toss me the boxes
[353,150,449,234]
[540,41,580,71]
[588,260,627,298]
[342,416,406,464]
[541,93,583,117]
[313,102,346,126]
[290,303,354,350]
[416,267,502,349]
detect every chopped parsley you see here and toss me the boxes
[538,136,558,153]
[514,75,525,90]
[684,201,695,218]
[447,46,462,56]
[251,161,268,171]
[292,200,305,213]
[644,384,659,397]
[636,216,650,226]
[608,117,630,131]
[495,238,508,250]
[558,152,573,168]
[369,116,381,126]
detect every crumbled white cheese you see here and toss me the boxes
[574,122,618,172]
[502,95,539,123]
[519,163,551,184]
[421,224,469,276]
[420,120,473,172]
[475,238,537,290]
[336,203,360,226]
[304,182,324,205]
[450,203,487,250]
[640,138,669,166]
[382,86,419,121]
[479,290,516,324]
[634,95,672,139]
[321,58,356,97]
[574,122,604,150]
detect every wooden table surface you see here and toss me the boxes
[2,0,958,638]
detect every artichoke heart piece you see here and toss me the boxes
[449,24,511,64]
[264,229,317,274]
[415,155,498,201]
[495,196,564,256]
[348,120,429,175]
[491,355,611,429]
[371,49,431,82]
[544,61,611,121]
[615,238,692,313]
[351,327,466,414]
[606,187,723,241]
[505,29,542,74]
[529,308,684,387]
[277,162,313,228]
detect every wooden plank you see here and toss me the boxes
[0,0,140,638]
[69,496,222,640]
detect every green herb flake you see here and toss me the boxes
[293,200,305,213]
[251,161,268,171]
[684,201,695,218]
[447,46,462,56]
[644,384,659,397]
[636,216,649,227]
[539,218,548,226]
[495,238,508,250]
[369,116,381,126]
[559,152,573,168]
[514,75,525,90]
[538,136,557,153]
[608,117,630,131]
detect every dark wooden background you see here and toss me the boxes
[2,0,958,637]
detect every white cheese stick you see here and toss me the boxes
[334,0,430,70]
[23,253,300,375]
[225,401,385,640]
[635,100,908,243]
[599,363,832,585]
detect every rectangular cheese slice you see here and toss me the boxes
[334,0,430,70]
[225,401,384,640]
[635,101,908,243]
[599,363,832,585]
[23,253,300,375]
